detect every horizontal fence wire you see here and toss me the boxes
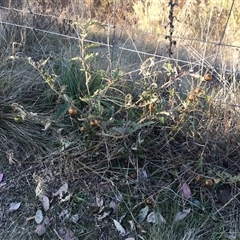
[0,3,240,77]
[1,5,240,49]
[1,2,240,110]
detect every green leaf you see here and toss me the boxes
[63,94,73,103]
[55,102,71,122]
[85,43,101,49]
[107,106,115,119]
[84,20,104,30]
[169,88,175,97]
[84,52,98,63]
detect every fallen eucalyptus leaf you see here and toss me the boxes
[109,200,117,213]
[141,169,148,178]
[182,182,191,199]
[119,213,126,223]
[35,209,44,224]
[147,211,156,223]
[9,202,21,211]
[174,208,191,222]
[53,183,68,197]
[147,211,166,224]
[0,182,6,188]
[42,195,50,212]
[0,173,3,182]
[115,190,123,202]
[43,216,50,226]
[96,192,104,208]
[113,219,126,237]
[35,224,46,236]
[58,227,76,240]
[138,205,149,222]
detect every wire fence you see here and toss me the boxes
[0,0,240,76]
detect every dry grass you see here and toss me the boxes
[1,1,240,240]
